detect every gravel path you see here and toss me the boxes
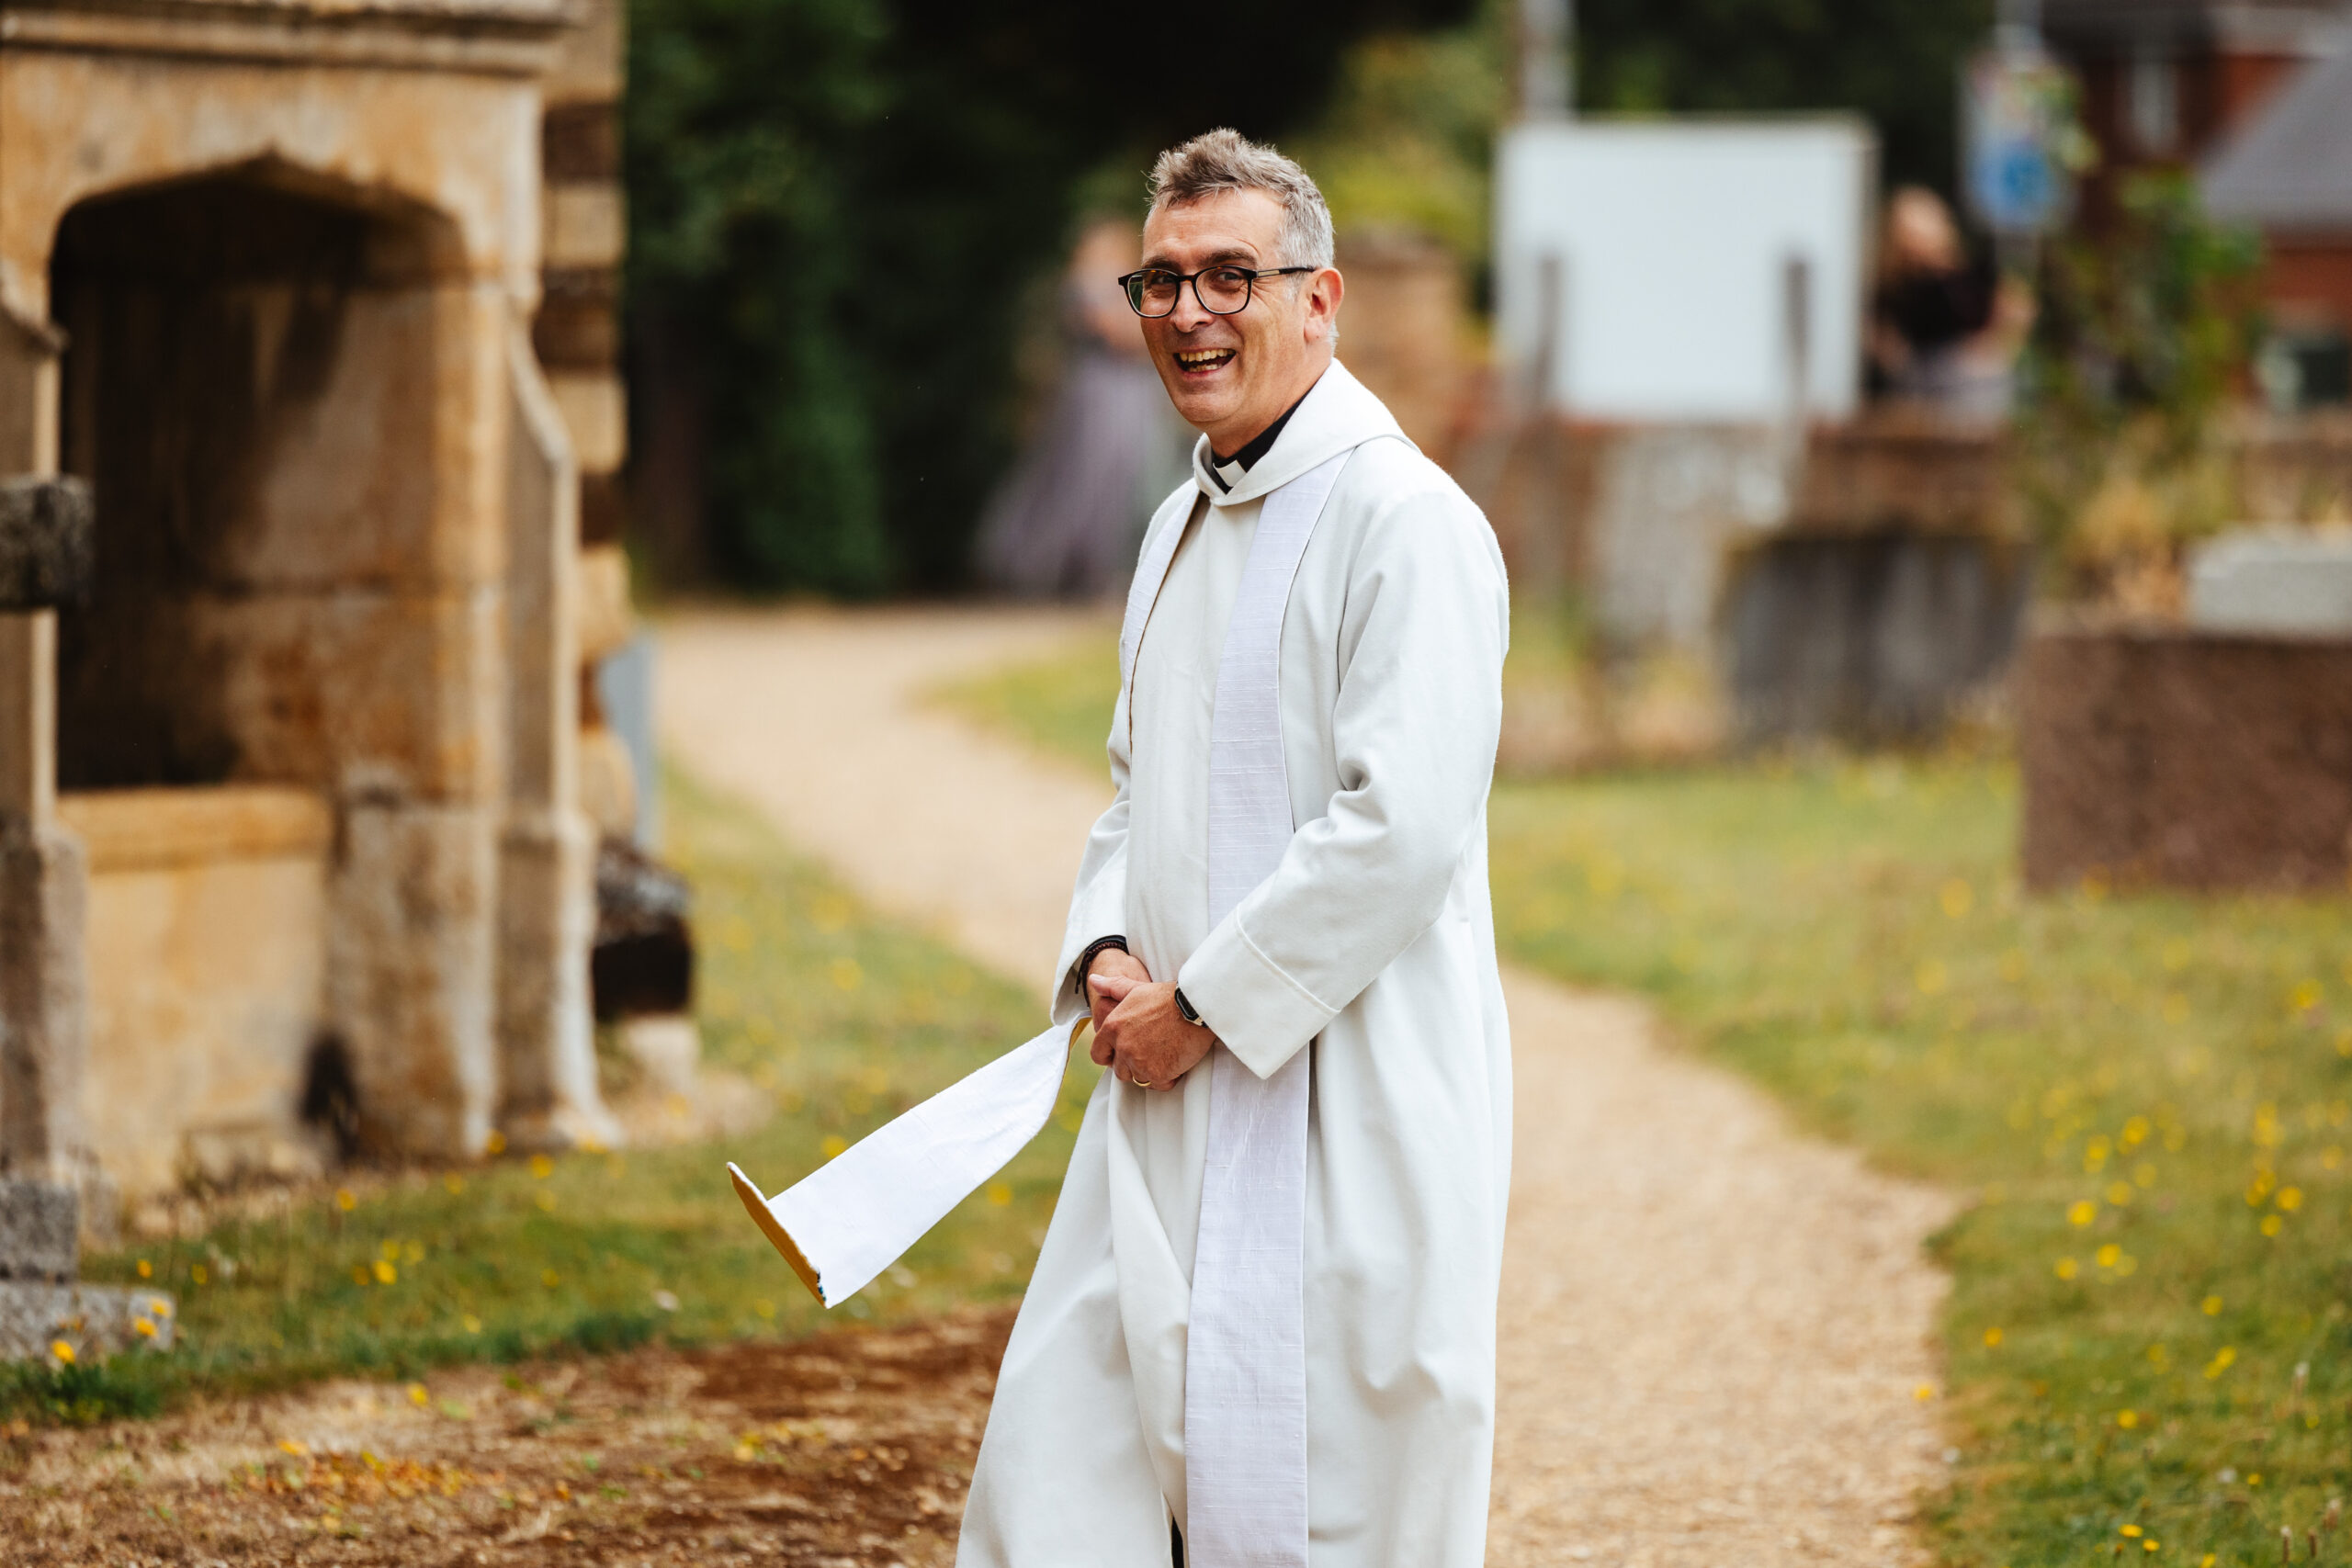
[656,605,1963,1566]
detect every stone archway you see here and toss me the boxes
[30,157,608,1195]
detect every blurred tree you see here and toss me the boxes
[1575,0,1992,194]
[2011,171,2265,610]
[626,0,1474,596]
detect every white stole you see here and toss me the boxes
[1118,451,1350,1568]
[733,447,1357,1568]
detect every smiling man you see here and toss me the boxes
[956,130,1512,1568]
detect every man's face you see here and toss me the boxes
[1136,188,1340,453]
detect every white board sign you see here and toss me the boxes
[1496,119,1875,422]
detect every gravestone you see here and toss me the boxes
[0,1178,175,1360]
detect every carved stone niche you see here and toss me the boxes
[0,477,92,610]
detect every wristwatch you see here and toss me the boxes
[1173,987,1204,1028]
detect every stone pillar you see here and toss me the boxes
[497,321,616,1150]
[324,282,507,1162]
[0,310,90,1192]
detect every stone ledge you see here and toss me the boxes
[0,1282,175,1360]
[59,784,334,873]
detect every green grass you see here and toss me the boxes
[941,629,2352,1568]
[932,630,1122,771]
[35,764,1091,1424]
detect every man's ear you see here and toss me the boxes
[1304,265,1344,345]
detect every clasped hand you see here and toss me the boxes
[1084,950,1213,1091]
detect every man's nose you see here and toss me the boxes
[1167,278,1215,333]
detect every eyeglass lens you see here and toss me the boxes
[1127,266,1256,318]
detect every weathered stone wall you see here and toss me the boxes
[2018,624,2352,892]
[61,786,333,1195]
[1334,231,1470,467]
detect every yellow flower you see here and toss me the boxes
[2097,1243,2121,1269]
[444,1173,465,1195]
[278,1438,309,1457]
[485,1129,507,1156]
[2203,1347,2235,1379]
[2290,979,2323,1013]
[540,1269,560,1289]
[2260,1213,2283,1236]
[2107,1181,2134,1206]
[461,1314,482,1334]
[373,1259,396,1285]
[136,1259,153,1280]
[335,1189,356,1212]
[191,1265,207,1286]
[2200,1295,2222,1315]
[2275,1186,2302,1212]
[150,1297,170,1316]
[133,1318,157,1339]
[2068,1200,2098,1226]
[820,1134,849,1160]
[2116,1410,2138,1429]
[986,1181,1013,1207]
[2120,1524,2143,1537]
[408,1383,429,1407]
[1913,1382,1935,1402]
[351,1264,372,1287]
[528,1154,553,1179]
[1983,1326,2004,1348]
[2055,1257,2080,1280]
[1939,879,1973,919]
[49,1340,74,1365]
[2144,1541,2159,1553]
[754,1298,777,1321]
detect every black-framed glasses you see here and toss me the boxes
[1117,264,1315,319]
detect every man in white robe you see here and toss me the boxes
[957,129,1511,1568]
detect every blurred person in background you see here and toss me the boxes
[1867,185,2035,422]
[973,216,1193,598]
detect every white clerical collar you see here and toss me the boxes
[1205,394,1306,494]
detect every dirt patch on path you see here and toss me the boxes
[2,1311,1012,1568]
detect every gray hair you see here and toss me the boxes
[1147,129,1335,272]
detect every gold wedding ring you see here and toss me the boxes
[1132,1077,1154,1089]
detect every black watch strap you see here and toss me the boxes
[1173,986,1204,1026]
[1074,933,1129,997]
